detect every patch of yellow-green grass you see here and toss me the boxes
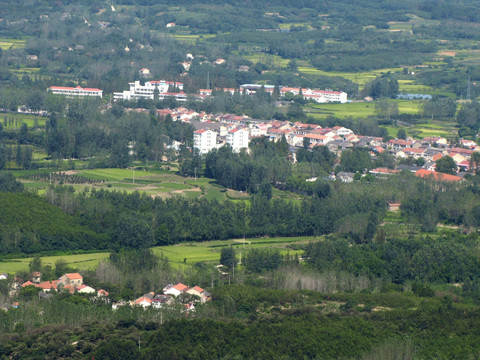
[278,23,314,30]
[0,38,26,50]
[396,100,422,114]
[387,22,412,31]
[0,253,110,275]
[305,100,420,120]
[10,67,40,74]
[305,102,376,119]
[169,34,216,42]
[398,79,433,93]
[78,168,159,181]
[383,121,458,139]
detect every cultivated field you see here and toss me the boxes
[0,237,311,274]
[0,38,26,50]
[304,100,421,120]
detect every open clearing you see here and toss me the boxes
[0,237,312,274]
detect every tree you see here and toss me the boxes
[375,100,398,123]
[112,213,155,250]
[436,155,457,175]
[220,246,236,269]
[94,338,140,360]
[396,128,406,140]
[0,173,24,192]
[28,255,42,273]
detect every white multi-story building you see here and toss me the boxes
[113,80,184,101]
[193,129,218,154]
[226,127,249,152]
[48,86,103,98]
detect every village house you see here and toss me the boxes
[163,283,189,297]
[187,286,212,303]
[77,285,96,294]
[58,273,83,287]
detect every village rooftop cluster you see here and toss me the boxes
[1,272,210,312]
[150,107,476,181]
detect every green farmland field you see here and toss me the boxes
[0,237,312,274]
[304,100,421,120]
[0,38,26,50]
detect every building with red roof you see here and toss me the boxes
[415,169,462,182]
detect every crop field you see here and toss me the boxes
[15,167,252,201]
[0,38,26,50]
[398,79,434,93]
[0,253,110,275]
[384,121,458,139]
[0,237,311,274]
[305,100,421,120]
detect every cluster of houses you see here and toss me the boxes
[17,272,109,298]
[113,283,211,312]
[3,271,211,312]
[149,108,476,180]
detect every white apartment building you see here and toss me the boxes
[113,80,184,101]
[48,86,103,98]
[309,90,348,103]
[226,127,249,152]
[193,129,218,154]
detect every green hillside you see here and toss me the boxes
[0,192,106,254]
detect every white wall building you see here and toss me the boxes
[194,129,218,154]
[226,127,249,152]
[113,80,184,101]
[48,86,103,98]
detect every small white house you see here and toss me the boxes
[163,283,188,297]
[77,285,95,294]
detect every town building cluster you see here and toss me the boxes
[150,107,479,180]
[47,77,348,105]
